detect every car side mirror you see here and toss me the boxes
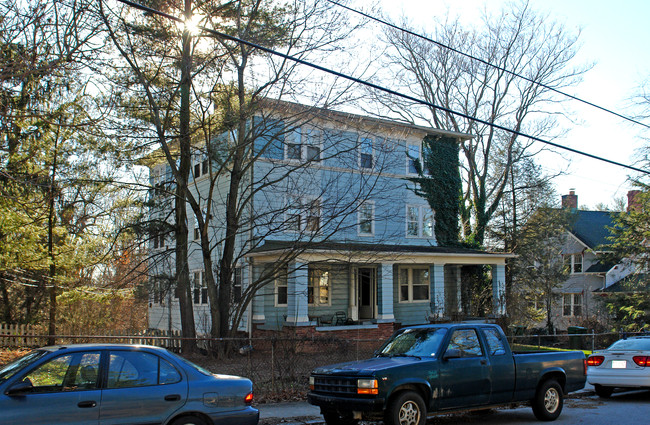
[6,379,33,396]
[443,348,462,361]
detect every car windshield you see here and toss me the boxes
[0,350,48,384]
[608,338,650,351]
[377,328,446,357]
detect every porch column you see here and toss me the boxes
[492,264,506,316]
[251,264,265,323]
[287,261,310,325]
[430,264,445,317]
[377,263,394,322]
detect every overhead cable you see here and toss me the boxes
[325,0,650,131]
[113,0,649,175]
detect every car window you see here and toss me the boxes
[107,351,180,388]
[483,328,507,356]
[608,338,650,351]
[23,351,101,393]
[446,329,483,357]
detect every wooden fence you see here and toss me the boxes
[0,323,184,349]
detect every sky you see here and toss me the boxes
[371,0,650,210]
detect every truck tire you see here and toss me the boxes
[532,379,563,421]
[384,391,426,425]
[594,384,614,398]
[322,410,358,425]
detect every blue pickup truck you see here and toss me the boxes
[308,323,586,425]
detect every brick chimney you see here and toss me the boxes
[627,190,641,212]
[562,189,578,209]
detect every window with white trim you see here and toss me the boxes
[308,268,330,306]
[285,196,320,233]
[407,144,420,174]
[399,266,430,302]
[192,153,208,179]
[563,293,582,316]
[358,201,374,236]
[192,270,208,305]
[275,275,288,306]
[406,205,434,238]
[359,137,373,169]
[563,253,583,274]
[233,266,242,303]
[285,127,321,162]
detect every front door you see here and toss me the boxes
[358,268,376,320]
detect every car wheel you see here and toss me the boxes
[169,416,208,425]
[594,384,614,398]
[384,390,427,425]
[322,410,359,425]
[532,379,563,421]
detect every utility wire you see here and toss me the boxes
[113,0,649,175]
[325,0,650,132]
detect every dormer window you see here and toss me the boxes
[564,253,583,274]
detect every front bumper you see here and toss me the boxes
[307,392,385,412]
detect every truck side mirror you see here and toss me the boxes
[443,348,462,360]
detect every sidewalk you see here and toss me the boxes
[257,401,323,425]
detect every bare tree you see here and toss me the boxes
[374,0,587,246]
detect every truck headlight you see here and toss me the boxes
[309,376,315,390]
[357,378,379,395]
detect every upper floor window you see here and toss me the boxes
[152,232,166,250]
[359,137,373,169]
[285,196,320,233]
[406,205,434,238]
[398,266,430,303]
[563,293,582,317]
[308,268,330,306]
[233,266,243,303]
[285,127,321,162]
[193,154,208,179]
[358,201,374,236]
[407,144,420,174]
[192,270,208,305]
[564,253,583,274]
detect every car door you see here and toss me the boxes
[1,351,101,425]
[482,327,516,404]
[438,328,490,409]
[99,349,187,425]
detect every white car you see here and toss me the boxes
[587,336,650,397]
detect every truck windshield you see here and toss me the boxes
[378,328,447,357]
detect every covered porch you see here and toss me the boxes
[246,242,513,336]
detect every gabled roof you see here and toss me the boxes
[569,210,616,250]
[594,273,650,293]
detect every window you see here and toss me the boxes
[192,271,208,305]
[308,268,330,306]
[358,202,374,236]
[563,293,582,317]
[407,144,420,174]
[106,351,180,388]
[23,352,101,393]
[285,196,320,233]
[153,232,166,249]
[399,266,430,302]
[276,275,288,306]
[564,253,583,274]
[285,127,321,162]
[359,137,373,169]
[233,267,242,303]
[192,154,209,179]
[446,329,483,357]
[406,205,434,238]
[483,328,507,356]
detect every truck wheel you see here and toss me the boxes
[384,391,426,425]
[532,379,563,421]
[594,384,614,398]
[322,410,358,425]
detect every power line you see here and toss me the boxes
[113,0,649,175]
[325,0,650,132]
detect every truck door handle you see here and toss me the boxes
[480,360,487,365]
[78,400,97,408]
[165,394,181,401]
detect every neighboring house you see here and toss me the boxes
[146,100,513,339]
[551,190,635,331]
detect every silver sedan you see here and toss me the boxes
[587,336,650,397]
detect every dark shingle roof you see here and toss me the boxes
[595,273,650,293]
[570,210,615,250]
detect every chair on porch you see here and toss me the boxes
[334,311,348,326]
[318,314,334,326]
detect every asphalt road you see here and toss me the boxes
[260,390,650,425]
